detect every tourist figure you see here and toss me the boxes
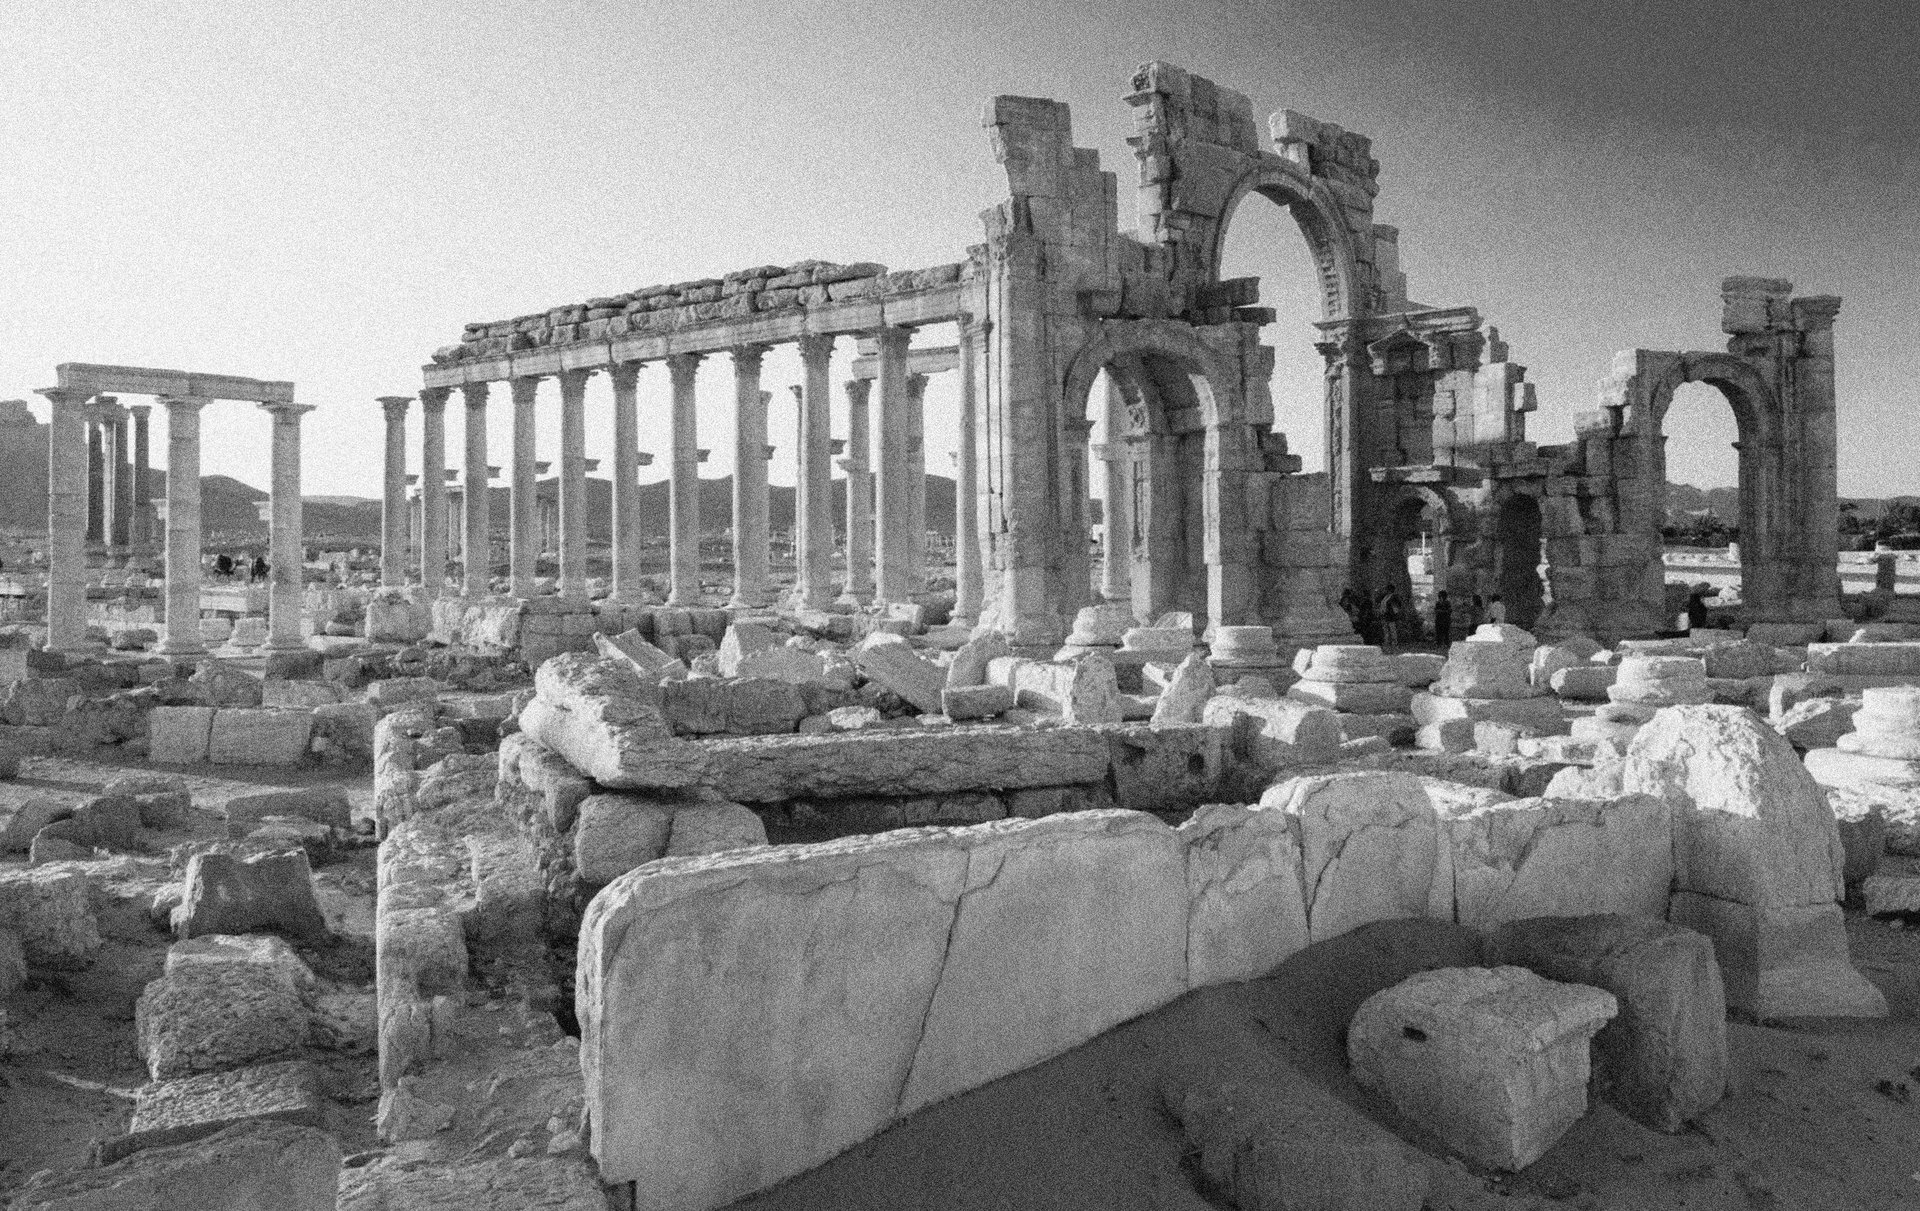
[1686,582,1712,631]
[250,555,268,583]
[1377,586,1405,648]
[1338,585,1362,631]
[214,553,233,579]
[1354,591,1378,645]
[1432,590,1452,646]
[1486,594,1508,625]
[1469,594,1485,631]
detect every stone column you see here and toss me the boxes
[105,405,131,563]
[261,402,315,650]
[953,319,985,625]
[418,388,450,598]
[905,372,928,593]
[1098,378,1134,604]
[85,418,106,560]
[36,388,90,651]
[508,376,542,598]
[558,370,592,601]
[838,379,874,605]
[728,346,771,608]
[459,383,491,597]
[666,353,703,605]
[156,396,209,655]
[873,328,913,604]
[406,476,420,567]
[378,396,412,587]
[609,363,644,602]
[792,334,835,609]
[130,404,152,553]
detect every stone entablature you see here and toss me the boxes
[55,363,294,404]
[424,260,968,384]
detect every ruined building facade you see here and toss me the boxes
[418,63,1842,647]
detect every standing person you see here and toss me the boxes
[214,552,233,579]
[1432,590,1453,646]
[1354,591,1378,645]
[250,554,268,583]
[1378,586,1404,648]
[1486,594,1507,625]
[1338,585,1362,631]
[1686,583,1711,631]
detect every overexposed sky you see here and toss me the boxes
[4,0,1914,497]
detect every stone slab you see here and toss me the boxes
[697,725,1111,804]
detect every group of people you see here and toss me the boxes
[1338,584,1506,650]
[210,552,270,583]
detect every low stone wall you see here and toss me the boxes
[574,770,1683,1208]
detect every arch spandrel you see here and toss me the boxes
[1206,160,1363,323]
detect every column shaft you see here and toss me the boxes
[726,346,770,608]
[85,421,105,551]
[609,363,644,602]
[37,390,89,651]
[558,371,590,600]
[263,403,314,649]
[419,390,450,598]
[157,397,209,654]
[379,397,411,587]
[954,321,985,624]
[667,354,703,605]
[873,328,914,604]
[838,379,874,603]
[508,377,541,597]
[905,373,928,593]
[794,335,835,608]
[106,408,131,557]
[130,405,152,552]
[1099,378,1134,604]
[460,383,490,598]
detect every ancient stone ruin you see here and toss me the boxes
[2,62,1913,1211]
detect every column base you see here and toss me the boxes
[837,588,874,607]
[154,640,207,657]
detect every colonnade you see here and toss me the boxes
[394,320,986,622]
[36,368,310,655]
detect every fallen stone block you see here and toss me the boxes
[1172,1081,1430,1211]
[1828,790,1886,888]
[207,708,312,765]
[1805,641,1920,677]
[941,683,1014,720]
[11,1121,339,1211]
[999,652,1124,724]
[1550,663,1617,702]
[149,705,215,764]
[1488,915,1727,1132]
[1444,793,1673,929]
[336,1156,607,1210]
[1774,696,1861,750]
[0,865,100,969]
[576,810,1188,1206]
[1287,678,1414,714]
[1260,773,1439,943]
[172,849,329,941]
[850,637,946,714]
[1099,721,1222,814]
[517,653,708,789]
[1349,965,1616,1170]
[97,1059,324,1164]
[260,680,345,709]
[1002,783,1114,817]
[223,789,350,831]
[698,725,1111,804]
[165,932,315,997]
[0,788,67,852]
[1203,695,1342,774]
[1862,873,1920,916]
[1179,804,1309,989]
[136,963,310,1080]
[1667,892,1886,1019]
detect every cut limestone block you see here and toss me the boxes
[576,810,1187,1208]
[1203,695,1342,773]
[1412,692,1565,734]
[335,1156,607,1210]
[1178,803,1309,989]
[516,653,708,790]
[1487,915,1727,1132]
[941,683,1013,721]
[1171,1081,1430,1211]
[1804,746,1920,792]
[172,849,328,941]
[1667,892,1886,1019]
[149,705,215,764]
[1551,664,1616,702]
[1826,789,1887,887]
[1444,794,1673,929]
[1348,966,1617,1170]
[1862,873,1920,916]
[1774,697,1861,751]
[1624,706,1879,1018]
[0,789,67,853]
[207,709,312,765]
[1295,644,1398,684]
[1149,651,1214,726]
[223,789,350,832]
[1836,685,1920,759]
[1259,773,1438,943]
[1287,679,1413,714]
[164,934,314,998]
[850,637,947,714]
[0,865,100,969]
[1000,653,1123,724]
[135,963,310,1081]
[697,725,1110,804]
[97,1060,324,1165]
[10,1121,339,1211]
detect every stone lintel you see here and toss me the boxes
[848,344,961,381]
[56,363,295,403]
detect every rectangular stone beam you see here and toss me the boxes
[56,364,295,403]
[848,344,960,381]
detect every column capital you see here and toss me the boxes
[666,351,704,380]
[510,376,543,405]
[259,401,317,419]
[34,386,90,407]
[872,326,913,353]
[843,378,873,405]
[558,367,597,392]
[608,361,643,391]
[795,333,835,363]
[419,386,452,411]
[730,343,773,368]
[156,394,212,414]
[905,372,929,400]
[378,395,413,420]
[459,381,491,409]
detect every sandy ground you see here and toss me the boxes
[732,915,1920,1211]
[0,755,382,1195]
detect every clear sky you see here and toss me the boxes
[4,0,1914,499]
